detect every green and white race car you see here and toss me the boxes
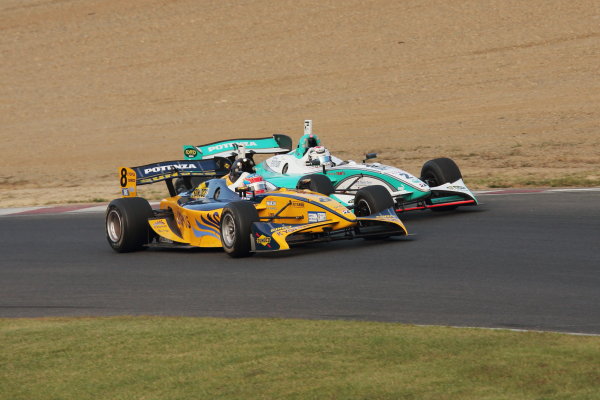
[183,120,478,213]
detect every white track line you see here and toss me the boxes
[0,207,45,216]
[422,324,600,337]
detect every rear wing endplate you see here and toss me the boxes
[119,158,231,197]
[183,134,292,160]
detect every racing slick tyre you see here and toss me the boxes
[296,174,334,196]
[220,201,259,258]
[420,158,463,212]
[353,185,394,217]
[354,186,395,240]
[420,157,462,186]
[106,197,154,252]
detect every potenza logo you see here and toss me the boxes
[144,164,197,174]
[208,141,258,152]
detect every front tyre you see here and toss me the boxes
[420,157,462,187]
[420,158,463,212]
[220,201,259,258]
[353,186,395,240]
[353,185,394,217]
[296,174,334,196]
[106,197,154,252]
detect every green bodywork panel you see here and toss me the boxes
[256,166,431,206]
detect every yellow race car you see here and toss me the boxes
[105,158,408,257]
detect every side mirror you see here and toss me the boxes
[363,153,377,163]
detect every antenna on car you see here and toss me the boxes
[363,153,377,163]
[304,120,312,136]
[233,143,247,158]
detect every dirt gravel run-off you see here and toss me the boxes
[1,0,599,207]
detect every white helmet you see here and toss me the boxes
[308,146,333,166]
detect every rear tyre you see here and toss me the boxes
[296,174,334,196]
[353,185,394,217]
[420,158,463,212]
[106,197,154,252]
[220,201,259,258]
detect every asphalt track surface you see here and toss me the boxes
[1,191,599,335]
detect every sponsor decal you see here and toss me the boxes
[207,141,258,152]
[151,220,170,234]
[256,235,272,246]
[343,209,352,214]
[374,215,398,221]
[291,201,304,208]
[144,164,197,174]
[318,197,331,202]
[447,185,467,191]
[192,187,208,198]
[270,157,281,168]
[308,211,327,223]
[122,188,129,196]
[184,148,198,158]
[271,226,298,235]
[394,172,415,180]
[266,201,277,206]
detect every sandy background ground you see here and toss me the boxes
[1,0,599,207]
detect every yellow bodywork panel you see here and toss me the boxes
[143,186,406,252]
[149,218,187,244]
[257,189,357,232]
[267,220,339,251]
[157,198,225,248]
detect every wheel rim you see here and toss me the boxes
[355,199,372,217]
[221,214,236,247]
[107,209,123,242]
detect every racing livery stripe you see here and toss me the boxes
[263,193,355,222]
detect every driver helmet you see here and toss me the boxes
[308,146,333,166]
[228,157,255,182]
[242,174,267,195]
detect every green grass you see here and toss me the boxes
[2,317,599,400]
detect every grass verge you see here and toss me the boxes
[2,317,599,399]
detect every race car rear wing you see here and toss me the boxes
[183,134,292,160]
[119,158,231,197]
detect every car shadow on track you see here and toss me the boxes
[397,206,487,224]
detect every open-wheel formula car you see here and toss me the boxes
[182,120,478,214]
[105,158,408,258]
